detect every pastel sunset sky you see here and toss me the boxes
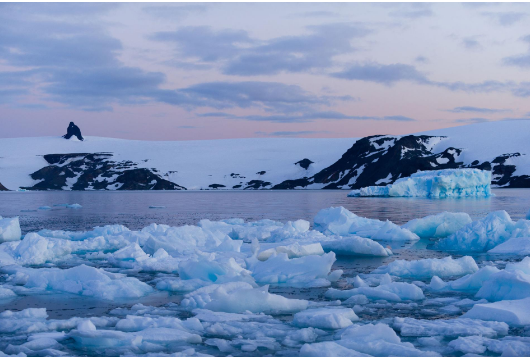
[1,2,530,140]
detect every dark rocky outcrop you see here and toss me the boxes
[295,158,314,170]
[275,135,463,189]
[0,182,8,191]
[245,180,272,189]
[209,184,226,189]
[63,122,84,141]
[21,153,185,191]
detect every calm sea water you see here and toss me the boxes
[1,189,529,320]
[1,189,529,234]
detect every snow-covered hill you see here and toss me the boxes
[1,120,530,191]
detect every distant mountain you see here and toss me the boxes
[1,120,530,191]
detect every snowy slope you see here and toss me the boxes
[2,120,530,191]
[0,136,356,190]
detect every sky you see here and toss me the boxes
[1,2,530,141]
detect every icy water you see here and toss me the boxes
[2,189,529,233]
[1,189,530,356]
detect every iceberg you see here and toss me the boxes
[488,237,530,255]
[314,207,419,241]
[180,282,308,314]
[463,297,530,327]
[0,216,21,243]
[1,264,153,300]
[321,236,392,257]
[394,317,508,338]
[301,323,441,357]
[435,211,514,252]
[292,307,359,329]
[348,169,491,198]
[326,281,424,302]
[257,242,324,261]
[372,256,478,279]
[429,266,500,293]
[248,252,337,287]
[475,270,530,301]
[402,212,472,238]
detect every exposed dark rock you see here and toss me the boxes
[295,158,314,170]
[209,184,226,189]
[256,171,266,175]
[245,180,271,189]
[272,178,311,190]
[21,153,185,191]
[63,122,84,141]
[0,182,8,191]
[232,184,242,189]
[276,135,465,190]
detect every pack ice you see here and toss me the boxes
[348,168,491,198]
[3,206,530,356]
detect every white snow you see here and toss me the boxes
[0,136,356,190]
[349,169,491,198]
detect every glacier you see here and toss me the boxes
[348,169,492,198]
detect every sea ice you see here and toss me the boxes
[180,282,308,314]
[257,242,324,261]
[1,264,153,300]
[348,169,492,198]
[463,297,530,326]
[488,237,530,255]
[402,212,472,238]
[326,281,424,302]
[372,256,478,279]
[292,308,359,329]
[475,270,530,301]
[314,207,419,241]
[435,210,515,252]
[0,216,21,243]
[321,236,392,256]
[429,266,500,292]
[394,317,508,338]
[248,252,337,287]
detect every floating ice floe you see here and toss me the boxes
[314,206,419,241]
[1,264,153,300]
[301,323,441,357]
[180,282,308,314]
[321,236,392,256]
[292,307,359,329]
[488,237,530,255]
[393,317,508,338]
[248,252,338,287]
[475,270,530,301]
[0,216,21,243]
[372,256,478,279]
[326,281,424,302]
[66,203,82,209]
[0,232,128,266]
[463,297,530,327]
[435,210,515,252]
[257,242,324,261]
[402,212,472,238]
[429,266,501,293]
